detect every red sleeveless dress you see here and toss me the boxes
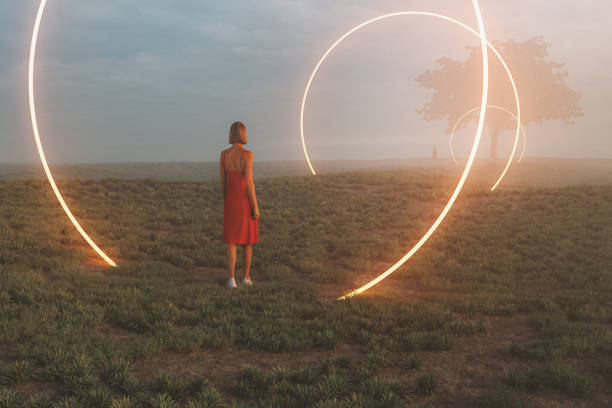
[223,170,259,245]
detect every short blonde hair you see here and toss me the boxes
[229,121,247,144]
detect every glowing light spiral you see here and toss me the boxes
[449,105,527,168]
[299,3,520,299]
[29,0,117,267]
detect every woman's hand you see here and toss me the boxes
[252,208,260,220]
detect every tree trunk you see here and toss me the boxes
[490,129,499,160]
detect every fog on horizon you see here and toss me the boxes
[1,0,610,165]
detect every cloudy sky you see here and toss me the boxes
[1,0,610,163]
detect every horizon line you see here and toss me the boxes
[2,156,612,166]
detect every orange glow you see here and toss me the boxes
[449,105,527,168]
[297,3,503,299]
[28,0,117,267]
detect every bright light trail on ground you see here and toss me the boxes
[298,1,506,299]
[340,1,493,298]
[28,0,117,267]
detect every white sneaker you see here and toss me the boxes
[226,278,237,288]
[242,278,253,286]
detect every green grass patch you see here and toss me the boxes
[0,171,610,405]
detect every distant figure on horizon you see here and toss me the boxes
[220,121,260,288]
[432,144,438,160]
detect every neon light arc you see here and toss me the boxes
[29,0,117,267]
[298,4,517,299]
[449,105,527,166]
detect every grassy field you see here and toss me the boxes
[0,161,610,407]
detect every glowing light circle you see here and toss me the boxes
[300,11,521,192]
[29,0,117,267]
[299,3,516,299]
[449,105,527,167]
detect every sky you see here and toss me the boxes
[1,0,610,164]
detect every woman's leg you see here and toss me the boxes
[227,244,237,279]
[242,244,252,280]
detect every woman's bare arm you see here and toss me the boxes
[219,151,226,199]
[245,151,260,218]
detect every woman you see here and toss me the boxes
[220,121,260,288]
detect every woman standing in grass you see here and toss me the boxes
[220,121,260,288]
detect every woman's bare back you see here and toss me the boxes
[223,146,248,172]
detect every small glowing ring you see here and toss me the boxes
[449,105,527,166]
[299,4,512,299]
[29,0,117,267]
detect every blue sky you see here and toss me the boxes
[1,0,610,163]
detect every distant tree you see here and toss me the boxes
[415,37,583,159]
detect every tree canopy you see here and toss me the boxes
[416,37,583,159]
